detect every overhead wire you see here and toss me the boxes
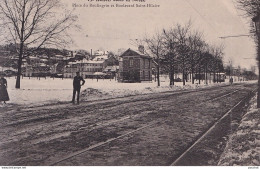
[183,0,255,67]
[184,0,221,35]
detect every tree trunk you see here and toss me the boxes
[213,67,216,83]
[191,55,194,84]
[205,63,208,85]
[182,68,185,86]
[192,66,194,84]
[15,39,24,89]
[217,67,219,83]
[199,66,201,84]
[15,48,23,88]
[258,35,260,108]
[156,49,160,86]
[172,65,175,86]
[15,1,25,89]
[169,73,173,85]
[169,65,174,86]
[157,65,160,86]
[219,71,220,83]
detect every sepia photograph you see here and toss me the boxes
[0,0,259,167]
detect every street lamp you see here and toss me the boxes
[252,13,260,108]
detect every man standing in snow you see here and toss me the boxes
[72,72,85,104]
[230,77,233,85]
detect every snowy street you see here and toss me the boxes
[3,76,246,106]
[0,0,259,167]
[0,83,256,165]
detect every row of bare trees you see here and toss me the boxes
[143,22,225,86]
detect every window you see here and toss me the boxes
[129,58,134,67]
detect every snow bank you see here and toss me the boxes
[81,82,222,101]
[218,94,260,166]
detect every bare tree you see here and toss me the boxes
[162,21,197,86]
[237,0,260,18]
[210,44,225,83]
[195,41,208,84]
[187,31,205,84]
[0,0,78,88]
[200,47,212,85]
[174,22,192,86]
[144,31,166,86]
[225,65,232,80]
[162,27,180,86]
[237,0,260,107]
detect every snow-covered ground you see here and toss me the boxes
[218,94,260,166]
[3,76,256,106]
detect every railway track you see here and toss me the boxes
[0,86,236,128]
[170,88,256,165]
[15,83,236,112]
[50,122,158,166]
[48,85,256,166]
[2,84,246,128]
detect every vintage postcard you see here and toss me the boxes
[0,0,259,167]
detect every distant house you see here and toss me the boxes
[27,56,40,65]
[63,53,119,78]
[63,60,105,78]
[103,65,119,73]
[81,60,105,78]
[93,55,108,61]
[118,46,152,82]
[63,62,80,78]
[23,56,50,77]
[53,55,65,61]
[103,65,119,78]
[38,55,48,59]
[94,50,108,56]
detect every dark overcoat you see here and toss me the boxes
[0,78,9,101]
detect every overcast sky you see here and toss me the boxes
[63,0,256,70]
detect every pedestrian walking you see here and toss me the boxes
[0,74,10,105]
[72,72,85,104]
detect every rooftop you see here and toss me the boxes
[120,48,151,59]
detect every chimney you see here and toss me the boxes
[138,45,145,54]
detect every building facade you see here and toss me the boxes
[118,47,152,82]
[63,60,105,78]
